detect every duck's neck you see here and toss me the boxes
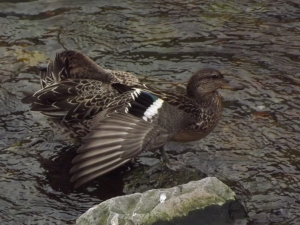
[198,92,223,126]
[197,91,223,113]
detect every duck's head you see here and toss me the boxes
[187,68,243,99]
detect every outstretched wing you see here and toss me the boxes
[23,79,118,121]
[70,89,194,187]
[70,112,170,188]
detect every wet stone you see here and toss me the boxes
[76,177,247,225]
[123,161,205,195]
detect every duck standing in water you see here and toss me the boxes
[23,50,243,188]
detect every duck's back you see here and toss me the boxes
[103,69,140,85]
[23,50,141,139]
[40,50,139,87]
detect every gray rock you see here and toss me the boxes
[76,177,246,225]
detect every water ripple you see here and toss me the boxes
[0,0,300,224]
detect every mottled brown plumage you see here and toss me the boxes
[68,69,243,188]
[22,50,140,139]
[23,50,244,188]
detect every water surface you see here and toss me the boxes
[0,0,300,224]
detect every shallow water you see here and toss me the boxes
[0,0,300,224]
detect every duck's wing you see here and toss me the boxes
[70,112,169,188]
[70,89,194,188]
[111,83,201,120]
[22,50,141,120]
[38,62,61,88]
[104,69,140,85]
[23,79,118,121]
[38,50,113,88]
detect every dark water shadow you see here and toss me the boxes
[38,144,136,200]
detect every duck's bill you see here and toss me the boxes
[221,79,244,91]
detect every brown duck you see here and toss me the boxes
[23,50,243,188]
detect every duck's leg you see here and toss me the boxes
[159,146,186,171]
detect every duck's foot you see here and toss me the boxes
[159,146,187,171]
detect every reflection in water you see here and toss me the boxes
[0,0,300,224]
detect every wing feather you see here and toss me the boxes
[70,112,171,187]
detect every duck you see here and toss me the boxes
[23,50,244,188]
[67,67,244,188]
[22,50,141,139]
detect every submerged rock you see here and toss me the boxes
[76,177,246,225]
[123,162,206,194]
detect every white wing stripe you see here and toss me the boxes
[143,98,163,121]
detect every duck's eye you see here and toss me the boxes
[212,73,224,79]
